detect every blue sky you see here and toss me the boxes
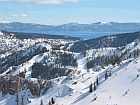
[0,0,140,25]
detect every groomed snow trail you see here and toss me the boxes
[76,53,88,74]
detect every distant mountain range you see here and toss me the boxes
[1,22,140,34]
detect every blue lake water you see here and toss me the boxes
[44,31,129,39]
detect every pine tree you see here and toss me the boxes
[89,83,93,93]
[49,101,51,105]
[93,82,96,91]
[105,71,108,80]
[96,77,99,86]
[51,97,55,104]
[16,92,19,105]
[40,99,43,105]
[93,94,97,101]
[21,96,24,105]
[109,71,112,77]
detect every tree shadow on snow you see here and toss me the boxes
[130,76,139,83]
[71,91,90,105]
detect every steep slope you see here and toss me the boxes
[0,31,140,105]
[75,58,140,105]
[26,41,140,105]
[25,53,140,105]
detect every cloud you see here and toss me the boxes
[21,14,28,17]
[0,0,79,4]
[37,0,79,4]
[12,14,28,17]
[0,0,12,1]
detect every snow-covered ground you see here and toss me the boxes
[27,54,140,105]
[1,49,140,105]
[0,30,140,105]
[0,31,76,59]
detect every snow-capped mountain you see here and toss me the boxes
[0,22,140,35]
[0,30,140,105]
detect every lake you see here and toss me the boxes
[44,31,129,39]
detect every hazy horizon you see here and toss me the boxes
[1,21,140,26]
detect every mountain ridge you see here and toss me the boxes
[1,22,140,36]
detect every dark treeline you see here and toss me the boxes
[31,51,77,79]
